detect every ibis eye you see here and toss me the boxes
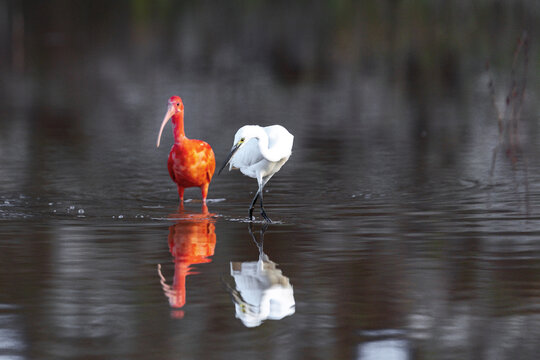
[177,103,180,106]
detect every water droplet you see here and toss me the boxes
[118,215,124,219]
[69,205,75,210]
[78,209,85,214]
[48,202,54,206]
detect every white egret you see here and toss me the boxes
[218,125,294,222]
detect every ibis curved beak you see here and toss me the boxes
[218,142,242,175]
[156,104,176,147]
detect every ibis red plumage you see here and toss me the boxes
[157,96,216,203]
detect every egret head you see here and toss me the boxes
[218,126,258,175]
[157,96,185,147]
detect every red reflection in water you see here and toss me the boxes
[158,204,216,318]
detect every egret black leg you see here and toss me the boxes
[260,222,269,235]
[248,191,260,221]
[248,222,268,257]
[259,190,272,223]
[248,222,256,242]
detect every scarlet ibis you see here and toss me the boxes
[157,96,216,203]
[218,125,294,222]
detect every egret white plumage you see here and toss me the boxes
[218,125,294,222]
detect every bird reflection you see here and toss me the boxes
[157,203,216,318]
[226,223,295,327]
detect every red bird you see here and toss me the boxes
[156,96,216,203]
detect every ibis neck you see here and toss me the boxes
[171,262,188,308]
[172,113,185,142]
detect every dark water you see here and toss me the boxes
[2,1,540,359]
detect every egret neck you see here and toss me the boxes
[252,127,282,162]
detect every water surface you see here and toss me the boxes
[2,1,540,359]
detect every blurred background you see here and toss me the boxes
[1,0,538,202]
[1,1,540,359]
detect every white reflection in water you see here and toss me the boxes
[357,339,409,360]
[0,312,25,359]
[227,224,295,328]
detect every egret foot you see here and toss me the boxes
[261,209,272,223]
[258,191,271,223]
[248,190,260,221]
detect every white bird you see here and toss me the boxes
[218,125,294,222]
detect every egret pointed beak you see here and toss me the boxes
[218,142,242,175]
[156,104,176,147]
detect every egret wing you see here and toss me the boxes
[229,138,264,170]
[264,125,294,159]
